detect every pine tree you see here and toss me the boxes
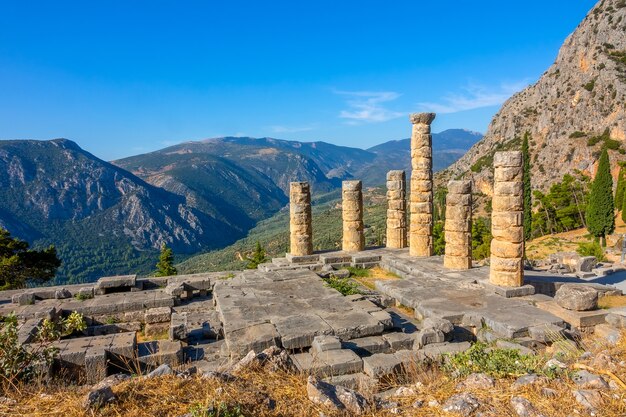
[586,148,615,246]
[615,163,626,210]
[0,227,61,290]
[621,190,626,223]
[155,244,177,276]
[521,132,532,241]
[246,241,269,269]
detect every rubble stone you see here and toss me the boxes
[554,284,598,311]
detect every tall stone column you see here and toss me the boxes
[386,170,407,249]
[409,112,436,257]
[342,180,365,252]
[444,180,472,269]
[490,151,524,287]
[289,182,313,256]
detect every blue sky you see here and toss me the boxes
[0,1,598,160]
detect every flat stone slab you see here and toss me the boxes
[482,282,535,298]
[362,352,403,378]
[536,300,608,328]
[292,348,363,377]
[95,275,137,291]
[343,335,390,356]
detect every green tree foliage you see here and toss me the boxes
[246,241,269,269]
[155,244,177,277]
[532,173,590,238]
[471,218,492,260]
[522,132,532,241]
[622,191,626,222]
[433,187,448,223]
[0,228,61,290]
[615,163,626,210]
[586,148,615,245]
[433,221,446,255]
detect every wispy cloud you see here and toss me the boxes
[335,90,404,124]
[417,81,530,114]
[268,125,316,134]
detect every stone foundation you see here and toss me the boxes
[409,112,435,256]
[490,151,524,287]
[343,180,365,252]
[386,170,407,249]
[444,180,472,270]
[289,182,313,256]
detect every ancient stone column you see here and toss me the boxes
[342,180,365,252]
[386,170,407,249]
[289,182,313,256]
[444,180,472,269]
[490,151,524,287]
[409,112,436,257]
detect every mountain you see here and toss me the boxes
[357,129,483,185]
[440,0,626,193]
[0,139,236,283]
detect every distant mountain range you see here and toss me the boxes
[0,129,481,283]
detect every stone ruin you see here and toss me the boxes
[4,112,626,394]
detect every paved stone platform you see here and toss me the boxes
[214,269,391,358]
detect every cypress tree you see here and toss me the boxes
[155,244,177,276]
[622,190,626,223]
[586,148,615,246]
[246,241,269,269]
[615,163,626,210]
[521,132,532,240]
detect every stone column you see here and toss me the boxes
[444,180,472,269]
[386,170,407,248]
[409,112,436,257]
[289,182,313,256]
[342,180,365,252]
[490,151,524,287]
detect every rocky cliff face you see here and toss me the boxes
[440,0,626,194]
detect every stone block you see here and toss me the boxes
[12,292,35,305]
[272,314,333,349]
[144,307,172,324]
[315,349,363,375]
[343,336,390,355]
[323,372,378,393]
[555,284,598,311]
[362,353,402,379]
[169,312,187,341]
[382,332,415,351]
[311,335,342,354]
[493,151,522,167]
[225,322,280,359]
[144,322,170,338]
[415,328,445,348]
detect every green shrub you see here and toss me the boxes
[569,131,587,138]
[0,311,86,383]
[346,266,370,278]
[323,276,361,296]
[189,402,245,417]
[576,241,607,261]
[443,342,546,378]
[433,222,445,255]
[583,79,596,92]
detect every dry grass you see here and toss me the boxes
[599,295,626,309]
[353,266,400,290]
[2,332,626,416]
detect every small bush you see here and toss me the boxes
[583,79,596,91]
[0,311,86,383]
[346,266,370,278]
[323,276,361,296]
[569,131,587,138]
[443,342,545,378]
[189,402,245,417]
[577,241,607,261]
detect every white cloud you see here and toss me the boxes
[335,90,404,123]
[268,125,316,134]
[417,81,530,114]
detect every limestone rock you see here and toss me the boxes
[572,370,609,390]
[512,374,547,390]
[456,373,495,390]
[572,389,602,412]
[147,364,173,378]
[441,392,480,416]
[438,2,626,197]
[555,284,598,311]
[82,374,129,410]
[306,376,369,415]
[510,396,546,417]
